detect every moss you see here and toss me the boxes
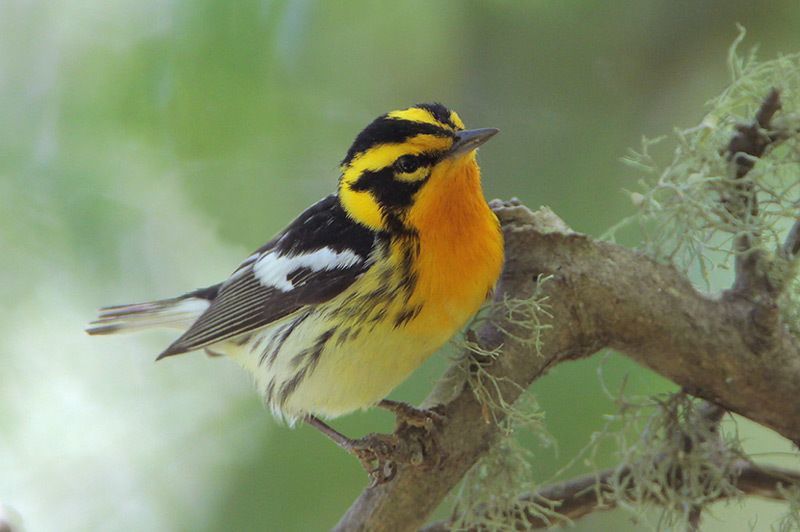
[493,275,554,358]
[454,336,545,433]
[448,437,563,531]
[604,394,744,529]
[445,281,555,530]
[606,27,800,290]
[454,275,553,428]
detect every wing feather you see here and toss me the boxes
[158,195,376,358]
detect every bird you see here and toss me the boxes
[87,103,503,480]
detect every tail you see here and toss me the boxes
[86,286,219,336]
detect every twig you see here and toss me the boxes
[727,88,782,180]
[725,88,782,295]
[421,461,800,531]
[680,400,727,531]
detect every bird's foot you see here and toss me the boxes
[377,400,447,472]
[377,399,445,431]
[345,432,400,486]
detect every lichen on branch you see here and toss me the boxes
[614,31,800,288]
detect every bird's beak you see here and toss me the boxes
[447,128,500,158]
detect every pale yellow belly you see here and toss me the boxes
[284,320,445,418]
[220,313,441,421]
[220,287,478,422]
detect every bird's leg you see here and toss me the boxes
[305,406,447,486]
[305,416,398,486]
[377,399,445,431]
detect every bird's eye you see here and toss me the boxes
[394,155,419,174]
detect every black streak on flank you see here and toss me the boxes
[260,322,291,367]
[233,333,253,346]
[394,305,423,328]
[278,371,306,409]
[335,327,351,347]
[397,239,419,300]
[280,328,335,407]
[369,307,388,324]
[261,311,312,368]
[308,329,334,368]
[290,328,334,370]
[265,379,276,405]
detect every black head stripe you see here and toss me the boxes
[343,116,451,166]
[415,103,459,130]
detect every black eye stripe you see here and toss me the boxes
[349,167,393,192]
[349,167,427,208]
[394,153,439,173]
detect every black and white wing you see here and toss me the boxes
[157,195,376,358]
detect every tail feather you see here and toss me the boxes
[86,296,211,336]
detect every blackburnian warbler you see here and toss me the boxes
[87,103,503,479]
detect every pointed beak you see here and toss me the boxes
[447,128,499,158]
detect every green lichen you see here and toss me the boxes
[492,275,554,357]
[448,437,563,531]
[445,282,555,530]
[604,393,744,530]
[600,31,800,529]
[563,369,800,531]
[606,27,800,290]
[453,274,553,429]
[454,337,545,433]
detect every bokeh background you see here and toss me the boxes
[2,1,800,530]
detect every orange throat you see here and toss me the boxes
[404,156,504,335]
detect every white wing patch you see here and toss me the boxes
[253,247,363,291]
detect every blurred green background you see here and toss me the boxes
[2,1,799,530]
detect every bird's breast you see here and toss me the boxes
[402,160,504,338]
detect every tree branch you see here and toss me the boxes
[420,461,800,531]
[334,200,800,531]
[335,90,800,531]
